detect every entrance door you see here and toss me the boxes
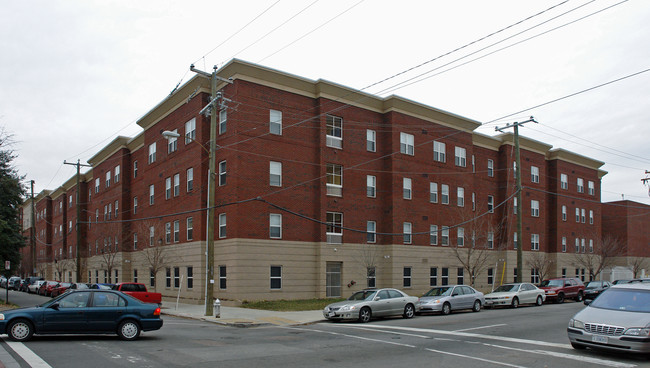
[326,262,342,297]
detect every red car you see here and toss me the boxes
[38,281,60,296]
[50,282,72,297]
[538,277,585,303]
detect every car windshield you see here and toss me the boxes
[422,287,452,297]
[585,281,602,289]
[589,289,650,313]
[540,279,564,287]
[348,290,378,301]
[494,284,519,292]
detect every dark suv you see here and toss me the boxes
[539,277,585,303]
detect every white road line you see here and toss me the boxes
[454,323,508,332]
[4,339,52,368]
[483,343,637,368]
[424,348,528,368]
[286,327,416,348]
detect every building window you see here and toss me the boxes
[400,132,414,155]
[105,171,111,188]
[326,115,343,149]
[562,237,567,252]
[185,117,196,144]
[165,177,172,199]
[531,200,540,217]
[95,178,100,193]
[133,160,138,178]
[488,231,494,249]
[513,232,518,249]
[403,267,412,288]
[581,239,586,253]
[589,239,594,253]
[114,200,119,218]
[430,267,438,286]
[173,174,180,197]
[173,220,180,242]
[454,146,466,167]
[366,129,376,152]
[430,225,438,245]
[487,268,494,285]
[165,268,171,288]
[472,193,476,211]
[149,185,155,205]
[513,197,518,214]
[531,234,540,251]
[441,184,449,205]
[531,268,540,284]
[487,159,494,177]
[219,213,226,238]
[367,267,376,288]
[561,173,568,190]
[270,214,282,239]
[589,210,594,225]
[326,212,343,244]
[562,205,567,221]
[270,109,282,135]
[403,222,412,244]
[457,227,464,246]
[149,226,154,246]
[403,178,412,200]
[133,269,138,283]
[174,267,180,288]
[433,141,446,162]
[133,233,138,250]
[219,109,227,134]
[150,269,155,287]
[148,143,156,164]
[441,268,449,286]
[531,166,539,183]
[367,175,376,198]
[219,266,227,289]
[488,195,494,213]
[270,161,282,187]
[270,266,282,289]
[187,168,194,191]
[168,129,178,153]
[588,181,595,195]
[133,197,138,214]
[581,209,586,223]
[115,165,120,183]
[187,217,193,240]
[575,238,580,253]
[562,268,567,278]
[219,161,227,186]
[165,222,171,243]
[577,178,584,193]
[367,221,376,243]
[457,187,464,207]
[430,182,438,203]
[441,226,449,246]
[187,267,193,289]
[326,163,343,196]
[576,207,580,222]
[457,268,464,285]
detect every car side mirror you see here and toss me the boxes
[583,299,592,306]
[49,302,60,310]
[374,297,381,301]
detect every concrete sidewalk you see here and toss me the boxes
[161,300,326,328]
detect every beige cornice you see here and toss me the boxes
[87,136,131,166]
[472,132,501,151]
[497,133,553,156]
[127,132,144,152]
[547,148,605,171]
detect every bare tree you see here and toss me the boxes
[95,221,121,283]
[628,257,648,278]
[53,259,71,281]
[572,234,625,280]
[451,208,506,286]
[525,252,554,284]
[352,242,382,289]
[134,219,172,292]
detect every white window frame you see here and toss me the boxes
[488,195,494,213]
[326,163,342,196]
[433,141,446,162]
[531,200,540,217]
[326,115,343,149]
[487,159,494,177]
[366,221,376,243]
[403,177,412,200]
[531,166,539,183]
[367,175,376,198]
[457,187,464,207]
[562,205,567,221]
[185,117,196,144]
[219,109,227,134]
[270,213,282,239]
[219,160,227,186]
[149,184,155,205]
[114,165,120,183]
[561,173,568,190]
[589,210,594,225]
[270,109,282,135]
[588,181,595,195]
[562,237,567,252]
[441,226,449,246]
[148,143,156,164]
[168,129,178,153]
[173,174,180,197]
[577,178,584,193]
[441,184,449,205]
[270,161,282,187]
[218,213,227,238]
[430,225,438,245]
[430,182,438,203]
[187,168,194,191]
[403,222,412,244]
[454,146,466,167]
[457,227,464,247]
[400,132,414,156]
[366,129,376,152]
[531,234,540,251]
[326,212,343,244]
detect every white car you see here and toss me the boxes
[484,283,545,308]
[27,280,45,294]
[323,288,419,323]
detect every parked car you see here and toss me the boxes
[0,289,163,342]
[28,280,45,294]
[17,279,30,292]
[484,283,545,308]
[69,283,91,290]
[0,276,6,288]
[112,283,162,305]
[7,277,22,290]
[323,288,419,323]
[417,285,484,315]
[568,283,650,353]
[583,281,612,301]
[90,283,114,290]
[539,277,585,303]
[21,277,44,292]
[50,282,72,298]
[38,281,60,296]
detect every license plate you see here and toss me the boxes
[328,311,335,317]
[592,335,608,344]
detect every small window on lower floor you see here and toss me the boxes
[270,266,282,289]
[219,266,227,290]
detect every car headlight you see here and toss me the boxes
[339,305,357,312]
[624,328,650,336]
[569,319,584,329]
[0,314,4,321]
[546,291,556,295]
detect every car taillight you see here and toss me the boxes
[154,307,161,316]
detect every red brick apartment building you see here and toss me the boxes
[19,59,647,303]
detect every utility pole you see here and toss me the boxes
[496,116,538,283]
[189,64,232,316]
[642,171,650,197]
[30,180,36,275]
[64,159,92,282]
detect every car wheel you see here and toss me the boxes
[535,295,543,306]
[441,302,451,315]
[557,293,565,303]
[117,320,141,341]
[8,319,34,342]
[511,297,519,308]
[358,307,371,323]
[403,304,415,319]
[575,291,583,302]
[472,300,481,312]
[571,342,586,350]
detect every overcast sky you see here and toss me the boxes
[2,0,649,205]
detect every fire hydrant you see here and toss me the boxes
[214,298,221,318]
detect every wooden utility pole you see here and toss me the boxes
[30,180,36,275]
[64,159,92,282]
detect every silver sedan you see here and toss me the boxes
[323,288,419,323]
[484,283,545,308]
[417,285,485,315]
